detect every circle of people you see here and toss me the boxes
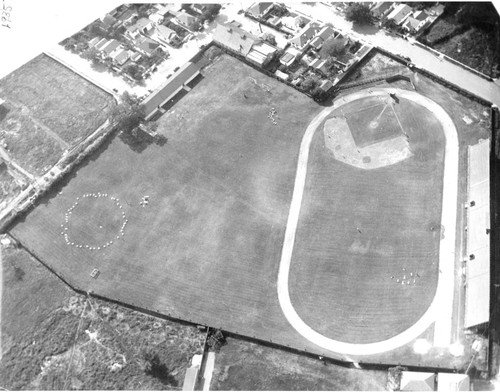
[60,192,128,251]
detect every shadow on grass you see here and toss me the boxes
[118,129,168,154]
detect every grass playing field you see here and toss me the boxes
[289,95,446,344]
[10,54,321,349]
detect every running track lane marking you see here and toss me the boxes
[277,88,458,356]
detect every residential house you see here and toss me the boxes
[125,18,154,40]
[281,15,306,32]
[402,10,430,33]
[191,4,208,14]
[133,36,162,57]
[88,37,102,48]
[130,51,142,62]
[268,16,282,28]
[290,22,321,51]
[370,2,393,19]
[247,2,274,19]
[300,54,316,67]
[94,37,109,51]
[309,58,328,75]
[175,11,199,30]
[319,79,333,93]
[101,14,118,30]
[149,13,164,25]
[308,25,335,50]
[214,22,277,68]
[247,41,277,67]
[386,4,413,25]
[116,8,136,26]
[428,3,445,16]
[97,39,121,58]
[280,53,297,67]
[275,70,289,81]
[110,48,130,66]
[213,22,260,56]
[151,25,178,46]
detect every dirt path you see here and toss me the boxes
[277,87,458,357]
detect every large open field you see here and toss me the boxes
[10,54,322,353]
[289,94,445,344]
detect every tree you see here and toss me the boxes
[311,86,329,102]
[301,74,320,93]
[272,3,288,17]
[123,63,143,81]
[200,4,222,23]
[319,38,347,59]
[111,92,145,132]
[345,3,373,25]
[82,47,101,66]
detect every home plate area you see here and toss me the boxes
[324,95,412,169]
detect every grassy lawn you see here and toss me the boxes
[0,245,204,389]
[0,54,115,145]
[0,103,63,176]
[290,95,445,344]
[10,54,324,356]
[211,337,387,391]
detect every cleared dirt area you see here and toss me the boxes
[0,54,115,145]
[0,245,204,389]
[211,337,387,391]
[10,54,322,355]
[289,94,446,344]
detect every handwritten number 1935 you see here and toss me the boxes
[2,3,12,28]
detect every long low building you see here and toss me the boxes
[142,62,200,120]
[464,138,490,329]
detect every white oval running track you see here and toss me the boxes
[277,88,458,356]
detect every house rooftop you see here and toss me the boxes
[101,39,121,55]
[413,10,429,21]
[291,22,321,49]
[248,2,274,17]
[213,22,260,56]
[134,36,161,56]
[117,8,136,22]
[387,3,413,24]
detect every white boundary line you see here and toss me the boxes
[277,88,458,356]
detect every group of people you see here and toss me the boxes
[60,192,128,251]
[268,107,278,125]
[391,268,420,285]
